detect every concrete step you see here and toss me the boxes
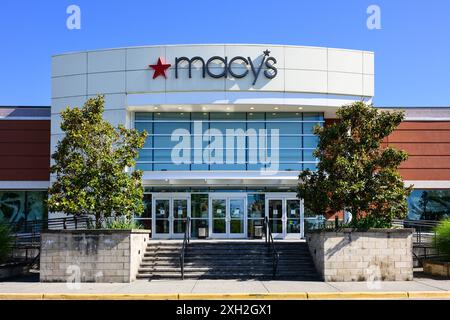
[138,241,318,280]
[140,259,315,266]
[137,272,320,280]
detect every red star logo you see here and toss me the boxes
[149,57,171,79]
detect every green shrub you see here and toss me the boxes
[0,222,13,263]
[105,217,142,230]
[434,218,450,261]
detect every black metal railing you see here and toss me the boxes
[5,216,91,264]
[392,219,443,266]
[263,216,279,279]
[180,217,191,280]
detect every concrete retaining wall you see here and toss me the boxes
[306,229,414,282]
[40,230,149,283]
[423,260,450,278]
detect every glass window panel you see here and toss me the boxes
[247,163,265,171]
[142,194,152,218]
[268,200,282,220]
[248,194,265,218]
[191,112,209,120]
[135,122,152,134]
[155,220,170,234]
[303,150,316,162]
[155,200,169,218]
[191,164,209,170]
[26,191,47,222]
[154,149,175,162]
[213,219,226,233]
[135,122,153,148]
[209,122,246,132]
[212,199,226,218]
[230,199,245,219]
[210,112,246,120]
[154,135,179,148]
[154,112,189,121]
[0,191,25,223]
[407,189,450,220]
[266,112,302,121]
[303,136,319,148]
[271,220,283,233]
[173,219,186,234]
[154,163,190,171]
[303,112,323,121]
[279,163,303,171]
[266,122,302,135]
[287,219,301,233]
[154,122,190,134]
[136,163,153,171]
[173,199,188,219]
[279,149,302,162]
[230,220,244,234]
[303,163,317,171]
[246,122,265,138]
[135,112,153,121]
[138,149,153,161]
[210,163,247,171]
[287,200,300,218]
[303,122,321,134]
[267,135,302,149]
[191,194,209,218]
[247,112,265,120]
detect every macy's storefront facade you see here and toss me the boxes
[46,44,449,239]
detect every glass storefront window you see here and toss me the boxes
[407,189,450,220]
[134,194,152,229]
[134,111,323,172]
[0,191,47,224]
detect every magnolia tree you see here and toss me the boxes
[48,95,148,228]
[298,102,412,228]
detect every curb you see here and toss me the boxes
[0,291,449,300]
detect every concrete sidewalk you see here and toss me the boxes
[0,274,449,299]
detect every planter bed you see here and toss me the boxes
[306,228,414,282]
[40,229,150,283]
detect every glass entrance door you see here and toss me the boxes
[210,195,246,238]
[152,194,190,238]
[266,196,304,239]
[268,199,283,236]
[154,198,170,237]
[211,198,226,236]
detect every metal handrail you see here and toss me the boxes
[263,216,279,279]
[5,216,91,265]
[392,218,445,266]
[180,217,191,280]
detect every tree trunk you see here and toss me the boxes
[95,212,102,229]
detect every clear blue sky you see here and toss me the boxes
[0,0,449,106]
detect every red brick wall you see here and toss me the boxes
[386,121,450,180]
[0,120,50,181]
[325,119,450,181]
